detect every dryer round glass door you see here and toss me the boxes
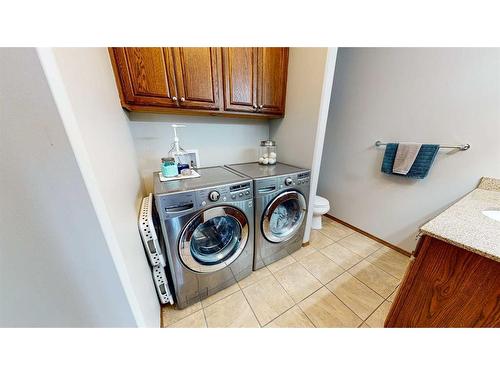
[262,191,307,243]
[178,206,249,273]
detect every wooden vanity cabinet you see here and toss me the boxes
[109,47,289,118]
[385,235,500,328]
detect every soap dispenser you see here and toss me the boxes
[168,124,191,172]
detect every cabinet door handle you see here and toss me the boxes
[172,96,178,101]
[180,97,185,102]
[259,105,263,110]
[252,104,258,111]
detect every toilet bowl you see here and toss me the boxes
[312,195,330,230]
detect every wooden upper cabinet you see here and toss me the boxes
[221,47,288,116]
[111,47,179,108]
[109,47,289,118]
[257,48,289,115]
[171,48,222,110]
[222,48,258,113]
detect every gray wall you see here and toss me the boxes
[318,48,500,252]
[50,48,160,326]
[129,113,269,193]
[0,48,136,327]
[270,48,329,169]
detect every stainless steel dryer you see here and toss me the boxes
[154,166,254,309]
[225,162,310,270]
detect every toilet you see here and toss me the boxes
[312,195,330,229]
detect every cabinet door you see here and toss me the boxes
[222,48,258,113]
[171,47,222,110]
[257,48,289,115]
[111,47,179,107]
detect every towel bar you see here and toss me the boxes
[375,141,470,151]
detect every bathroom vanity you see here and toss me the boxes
[385,177,500,328]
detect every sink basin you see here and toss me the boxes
[482,209,500,222]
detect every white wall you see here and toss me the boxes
[0,48,136,327]
[270,48,336,242]
[40,48,160,327]
[129,113,269,193]
[318,48,500,252]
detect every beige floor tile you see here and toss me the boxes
[266,306,314,328]
[319,220,355,241]
[320,243,363,270]
[299,251,344,284]
[387,284,401,302]
[298,287,362,328]
[267,255,296,274]
[337,233,383,258]
[238,267,272,289]
[274,262,322,303]
[365,301,392,328]
[309,230,334,249]
[349,260,399,298]
[291,245,317,261]
[366,246,410,279]
[326,273,384,320]
[359,323,371,328]
[242,275,294,326]
[162,302,202,327]
[169,310,207,328]
[201,283,240,308]
[204,291,259,328]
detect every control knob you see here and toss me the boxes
[209,190,220,202]
[284,177,293,186]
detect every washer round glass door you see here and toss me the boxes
[262,191,307,243]
[178,206,249,273]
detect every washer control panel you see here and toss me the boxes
[229,182,252,201]
[208,190,220,202]
[197,182,252,207]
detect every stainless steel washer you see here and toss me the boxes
[154,166,254,309]
[225,162,310,270]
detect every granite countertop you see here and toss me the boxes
[420,177,500,262]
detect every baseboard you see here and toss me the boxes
[324,214,411,257]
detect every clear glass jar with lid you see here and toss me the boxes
[258,140,277,165]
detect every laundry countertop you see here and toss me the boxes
[420,177,500,262]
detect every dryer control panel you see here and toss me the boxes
[254,171,310,198]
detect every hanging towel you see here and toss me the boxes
[392,143,422,174]
[381,143,440,179]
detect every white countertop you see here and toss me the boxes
[420,177,500,262]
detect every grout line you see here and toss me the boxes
[264,303,298,327]
[361,298,389,328]
[200,284,241,309]
[201,307,209,328]
[239,281,264,328]
[296,303,317,328]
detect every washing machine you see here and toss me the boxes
[225,162,310,270]
[154,166,254,309]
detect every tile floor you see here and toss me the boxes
[161,216,410,328]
